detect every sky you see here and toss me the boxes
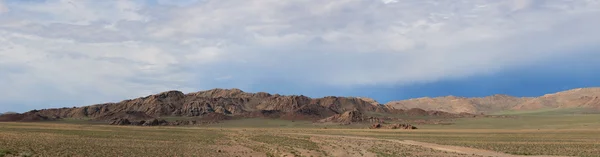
[1,0,600,113]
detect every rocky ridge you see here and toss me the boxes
[2,88,393,122]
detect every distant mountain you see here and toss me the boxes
[1,112,17,115]
[512,88,600,110]
[385,88,600,114]
[5,88,597,123]
[1,88,395,122]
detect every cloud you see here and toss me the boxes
[0,30,194,107]
[1,0,600,111]
[146,0,600,85]
[512,0,534,11]
[6,0,147,25]
[381,0,398,4]
[156,0,201,7]
[0,0,8,13]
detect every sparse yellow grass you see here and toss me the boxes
[0,122,481,157]
[0,123,225,157]
[2,114,600,157]
[296,128,600,157]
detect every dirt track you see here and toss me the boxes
[290,133,572,157]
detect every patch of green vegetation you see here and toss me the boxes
[265,152,276,157]
[39,118,104,125]
[368,148,397,157]
[0,123,224,156]
[420,114,600,129]
[208,118,316,128]
[241,141,272,155]
[250,135,319,151]
[3,112,600,157]
[0,149,16,157]
[507,151,534,155]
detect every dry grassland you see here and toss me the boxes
[1,121,599,157]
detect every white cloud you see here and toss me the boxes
[1,0,600,111]
[0,30,193,106]
[512,0,534,11]
[381,0,398,4]
[7,0,147,25]
[156,0,201,7]
[0,0,8,13]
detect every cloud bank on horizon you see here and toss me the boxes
[1,0,599,111]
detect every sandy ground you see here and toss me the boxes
[0,123,587,157]
[288,133,573,157]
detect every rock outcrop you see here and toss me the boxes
[142,119,170,126]
[369,123,417,129]
[109,118,131,125]
[95,111,155,121]
[386,123,417,129]
[369,123,382,129]
[316,109,388,124]
[317,110,365,124]
[108,118,222,126]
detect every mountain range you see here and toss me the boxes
[1,87,599,122]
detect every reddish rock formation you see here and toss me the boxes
[370,123,382,129]
[3,88,389,122]
[1,88,490,124]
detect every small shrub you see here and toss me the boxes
[0,149,16,157]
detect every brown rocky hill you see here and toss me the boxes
[512,88,600,110]
[6,88,391,121]
[93,111,156,121]
[0,111,59,122]
[385,88,600,114]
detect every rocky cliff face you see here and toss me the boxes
[14,88,389,121]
